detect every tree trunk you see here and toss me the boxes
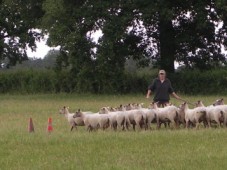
[159,18,175,73]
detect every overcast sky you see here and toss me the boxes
[27,29,226,59]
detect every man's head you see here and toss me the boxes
[158,69,166,80]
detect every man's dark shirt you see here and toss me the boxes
[148,78,174,102]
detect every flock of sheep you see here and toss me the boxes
[59,98,227,131]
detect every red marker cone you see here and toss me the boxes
[47,117,53,133]
[28,118,34,133]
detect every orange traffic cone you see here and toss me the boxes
[28,117,34,133]
[47,117,53,133]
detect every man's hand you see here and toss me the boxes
[172,92,181,100]
[146,90,151,99]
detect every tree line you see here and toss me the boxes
[1,0,227,93]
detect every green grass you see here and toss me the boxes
[0,94,227,170]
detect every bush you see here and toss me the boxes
[0,70,57,94]
[168,69,227,95]
[1,68,227,94]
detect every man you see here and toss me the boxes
[146,70,181,107]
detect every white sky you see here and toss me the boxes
[26,33,61,59]
[27,30,103,59]
[27,28,226,59]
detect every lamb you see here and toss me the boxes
[59,106,85,131]
[73,110,109,131]
[151,103,179,129]
[181,102,207,129]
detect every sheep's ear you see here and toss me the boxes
[78,109,80,112]
[63,106,66,109]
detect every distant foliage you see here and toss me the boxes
[169,69,227,95]
[1,68,227,94]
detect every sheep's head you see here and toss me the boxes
[213,98,224,106]
[99,107,109,114]
[150,102,159,109]
[109,107,116,112]
[178,104,183,110]
[149,102,154,109]
[118,105,127,111]
[73,109,82,118]
[59,106,69,114]
[195,100,204,107]
[126,103,134,110]
[181,102,188,109]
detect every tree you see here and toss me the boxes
[0,0,44,66]
[41,0,227,92]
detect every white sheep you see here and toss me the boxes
[134,103,156,130]
[123,104,145,131]
[99,106,126,131]
[177,104,186,127]
[59,106,85,131]
[73,110,109,131]
[151,103,179,129]
[181,102,207,129]
[195,100,224,128]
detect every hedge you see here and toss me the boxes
[0,68,227,94]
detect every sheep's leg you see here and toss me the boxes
[132,123,136,131]
[156,118,160,129]
[207,119,211,128]
[70,126,74,131]
[195,122,200,129]
[215,118,221,128]
[136,122,142,131]
[147,122,151,130]
[87,125,91,132]
[186,120,189,129]
[117,122,122,131]
[124,119,130,131]
[173,121,178,129]
[224,117,227,127]
[126,122,130,130]
[163,122,167,128]
[121,118,125,131]
[70,122,77,131]
[217,121,221,128]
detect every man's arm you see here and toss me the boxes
[146,79,156,99]
[146,90,152,98]
[171,92,181,100]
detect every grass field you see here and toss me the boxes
[0,94,227,170]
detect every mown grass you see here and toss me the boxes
[0,94,227,170]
